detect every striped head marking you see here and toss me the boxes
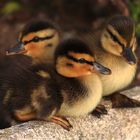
[55,39,111,77]
[101,15,137,65]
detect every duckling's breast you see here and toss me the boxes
[58,74,102,117]
[98,54,137,96]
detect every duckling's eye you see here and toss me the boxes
[78,58,86,63]
[32,36,40,42]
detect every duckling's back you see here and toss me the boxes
[0,57,63,128]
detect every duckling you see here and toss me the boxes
[80,15,140,108]
[6,20,81,64]
[6,20,60,64]
[0,39,111,130]
[0,55,72,130]
[53,38,111,117]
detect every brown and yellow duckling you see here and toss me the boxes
[81,15,139,108]
[54,39,111,117]
[0,39,110,130]
[7,20,60,64]
[0,55,70,130]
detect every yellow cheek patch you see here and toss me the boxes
[37,29,56,37]
[108,25,127,46]
[22,33,35,42]
[36,70,50,78]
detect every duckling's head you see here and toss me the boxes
[55,39,111,77]
[101,15,137,65]
[7,21,60,62]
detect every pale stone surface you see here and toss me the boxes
[0,87,140,140]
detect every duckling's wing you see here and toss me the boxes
[0,55,37,89]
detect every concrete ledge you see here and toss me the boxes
[0,87,140,140]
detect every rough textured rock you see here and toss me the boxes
[0,87,140,140]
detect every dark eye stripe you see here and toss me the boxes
[23,34,55,45]
[66,55,93,65]
[66,55,79,63]
[106,28,125,49]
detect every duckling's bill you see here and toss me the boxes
[92,61,111,75]
[122,47,137,65]
[6,42,27,55]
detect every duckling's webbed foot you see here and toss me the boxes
[109,93,140,108]
[50,116,72,131]
[91,104,108,118]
